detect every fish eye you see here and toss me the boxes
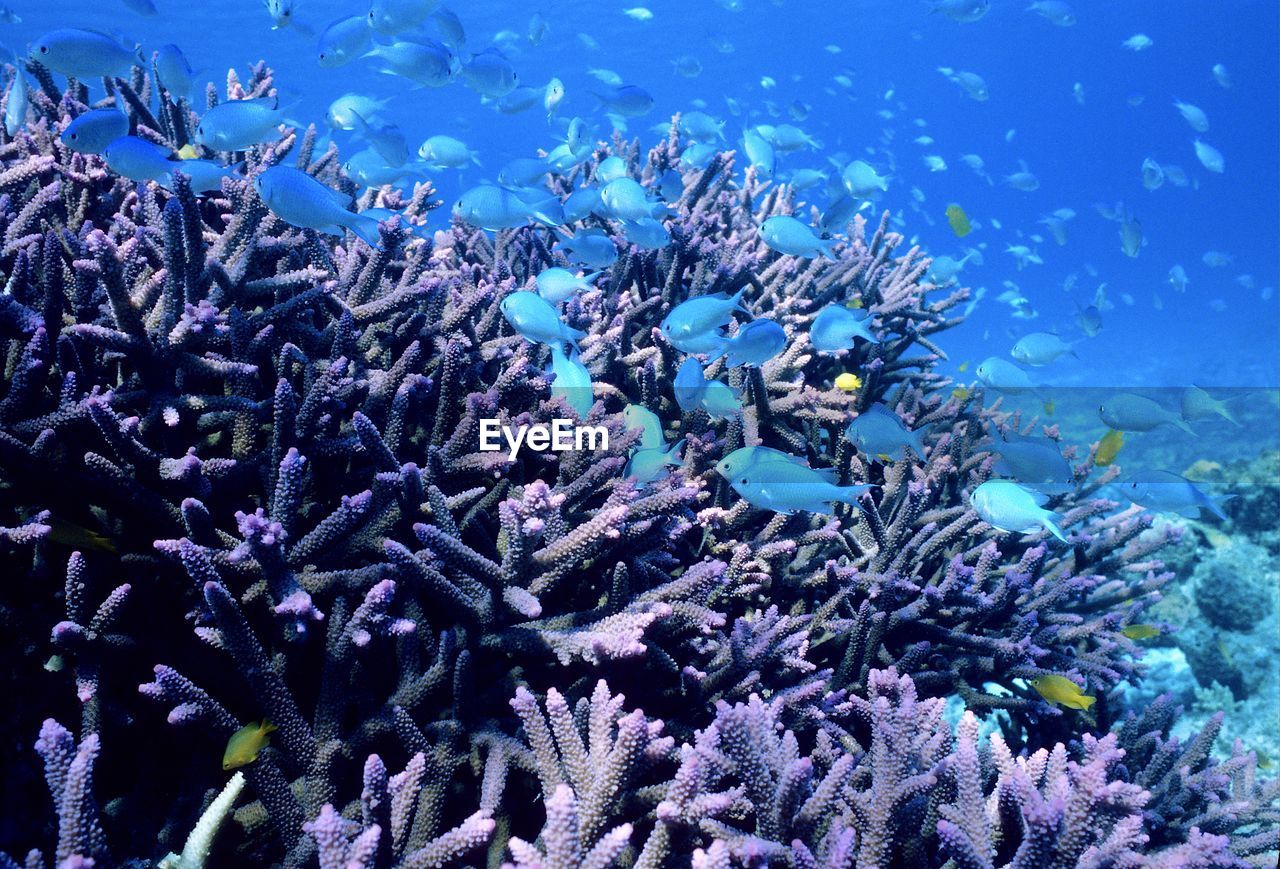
[70,133,77,140]
[739,477,748,485]
[39,45,48,53]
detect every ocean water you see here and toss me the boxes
[2,0,1279,864]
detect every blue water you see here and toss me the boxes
[8,0,1278,391]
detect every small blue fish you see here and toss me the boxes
[31,29,137,78]
[1124,471,1230,520]
[716,446,825,481]
[536,268,601,303]
[60,109,130,155]
[154,44,195,98]
[253,165,382,246]
[317,15,372,68]
[810,305,879,352]
[621,217,671,250]
[1099,394,1196,436]
[594,156,629,184]
[547,345,594,418]
[742,127,776,178]
[660,290,747,352]
[349,111,409,167]
[698,380,742,420]
[454,185,560,231]
[600,177,664,222]
[498,157,549,187]
[368,0,437,35]
[681,142,718,168]
[559,229,618,269]
[461,49,519,98]
[717,318,786,368]
[969,479,1067,542]
[718,448,872,515]
[363,40,454,88]
[975,357,1039,395]
[4,66,28,136]
[500,291,587,350]
[417,134,480,168]
[623,404,666,450]
[595,84,653,117]
[195,98,290,151]
[674,357,707,412]
[102,136,177,185]
[844,403,927,461]
[625,438,685,484]
[759,215,834,259]
[343,148,426,188]
[562,187,603,223]
[993,437,1074,493]
[176,159,243,194]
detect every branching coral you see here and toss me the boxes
[0,59,1274,866]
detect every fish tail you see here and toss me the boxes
[1206,493,1235,521]
[1215,399,1241,426]
[344,212,383,248]
[1041,511,1069,543]
[664,438,686,464]
[834,483,875,507]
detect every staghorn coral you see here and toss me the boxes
[0,59,1274,866]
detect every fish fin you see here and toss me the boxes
[664,437,686,464]
[833,484,874,508]
[1041,511,1068,543]
[342,212,383,248]
[1171,416,1198,437]
[1205,493,1234,521]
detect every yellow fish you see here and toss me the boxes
[945,203,971,238]
[951,386,972,401]
[46,517,117,554]
[1095,429,1124,466]
[223,720,277,770]
[1042,399,1055,416]
[846,297,864,309]
[1121,624,1160,640]
[177,144,200,160]
[1031,675,1095,711]
[834,372,862,392]
[957,360,970,373]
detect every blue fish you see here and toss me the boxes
[760,215,835,259]
[845,403,927,461]
[1124,471,1230,520]
[969,479,1067,542]
[154,44,195,98]
[253,166,382,247]
[102,136,177,185]
[195,98,290,151]
[536,268,601,303]
[31,29,137,78]
[698,380,742,420]
[623,404,666,450]
[716,318,787,367]
[674,357,707,412]
[547,346,595,418]
[660,290,747,352]
[810,305,880,352]
[559,230,618,269]
[717,448,872,514]
[625,439,685,484]
[500,291,587,350]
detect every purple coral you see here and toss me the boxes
[0,55,1271,869]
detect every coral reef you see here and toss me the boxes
[0,59,1276,866]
